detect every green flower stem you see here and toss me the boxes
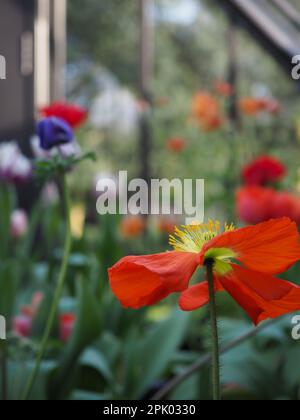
[21,174,72,400]
[206,260,221,401]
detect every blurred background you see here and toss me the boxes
[0,0,300,400]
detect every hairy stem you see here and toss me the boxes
[151,317,279,400]
[206,260,221,400]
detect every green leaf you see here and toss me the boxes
[131,310,189,398]
[80,348,113,383]
[0,359,56,400]
[0,261,18,320]
[70,390,111,400]
[282,346,300,390]
[48,276,102,399]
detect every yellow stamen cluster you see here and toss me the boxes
[169,220,235,253]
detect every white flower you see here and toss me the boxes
[89,88,139,136]
[31,135,81,160]
[0,141,31,183]
[58,142,82,159]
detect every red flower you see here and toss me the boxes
[157,217,177,234]
[40,102,88,129]
[242,155,286,186]
[291,197,300,225]
[271,192,295,219]
[109,218,300,325]
[237,187,300,226]
[166,137,186,153]
[59,314,76,342]
[214,80,234,97]
[259,98,281,115]
[200,113,224,132]
[236,186,274,224]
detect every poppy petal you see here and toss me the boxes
[220,264,300,325]
[179,279,224,311]
[201,218,300,274]
[108,251,198,309]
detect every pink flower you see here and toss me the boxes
[10,209,28,239]
[13,315,32,337]
[13,292,44,338]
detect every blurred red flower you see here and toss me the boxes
[214,80,234,97]
[157,217,177,234]
[40,102,88,129]
[109,218,300,325]
[200,113,224,132]
[236,186,300,226]
[242,155,286,186]
[236,186,274,224]
[59,314,76,343]
[259,98,281,115]
[271,192,295,219]
[166,137,186,153]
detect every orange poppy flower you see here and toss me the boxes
[120,215,146,239]
[157,216,177,234]
[191,92,219,120]
[239,97,281,116]
[109,218,300,325]
[239,97,263,115]
[191,92,224,131]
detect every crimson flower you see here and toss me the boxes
[40,102,88,129]
[109,218,300,325]
[242,155,286,186]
